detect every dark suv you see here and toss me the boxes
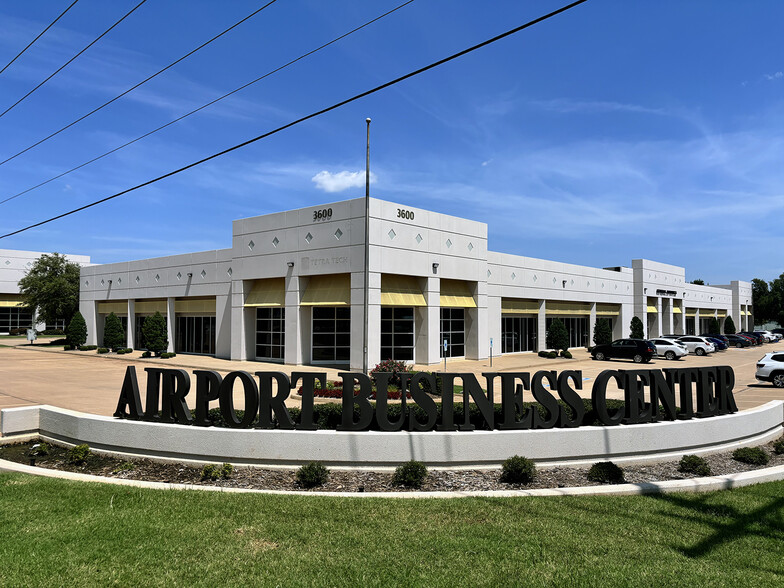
[591,339,657,363]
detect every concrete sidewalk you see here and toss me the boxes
[1,338,782,424]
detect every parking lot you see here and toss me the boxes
[0,338,782,421]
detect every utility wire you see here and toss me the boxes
[0,0,81,76]
[0,0,147,119]
[0,0,279,162]
[0,0,589,240]
[0,0,415,206]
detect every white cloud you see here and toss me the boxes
[311,170,376,193]
[764,71,783,80]
[531,98,667,116]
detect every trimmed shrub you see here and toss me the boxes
[546,318,569,352]
[102,312,125,351]
[561,350,573,359]
[296,462,329,488]
[68,444,91,465]
[65,311,87,349]
[29,442,50,457]
[370,359,414,389]
[112,461,136,474]
[707,317,720,335]
[97,347,109,354]
[678,455,712,476]
[732,447,770,466]
[593,318,612,346]
[141,311,168,355]
[393,460,428,489]
[500,455,536,485]
[160,352,176,359]
[773,438,784,455]
[538,350,549,358]
[547,351,558,359]
[116,348,133,355]
[587,461,625,484]
[79,345,97,351]
[39,329,65,336]
[724,316,736,335]
[141,351,152,358]
[630,316,645,339]
[201,463,234,481]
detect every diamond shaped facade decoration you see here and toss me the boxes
[553,277,557,284]
[487,269,491,278]
[334,228,343,240]
[155,274,160,282]
[135,276,140,284]
[85,280,89,286]
[468,242,474,251]
[511,272,516,280]
[388,229,396,240]
[415,233,423,244]
[272,236,279,247]
[4,260,9,265]
[305,233,313,243]
[100,279,104,286]
[248,240,255,250]
[177,272,182,280]
[117,277,122,284]
[533,275,538,282]
[446,238,452,248]
[200,270,206,278]
[227,267,233,277]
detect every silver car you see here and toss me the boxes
[755,351,784,387]
[676,336,715,356]
[649,338,688,360]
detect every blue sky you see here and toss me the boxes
[0,0,782,284]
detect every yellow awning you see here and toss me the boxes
[546,301,591,316]
[502,298,539,315]
[673,306,682,314]
[699,309,715,317]
[717,310,727,318]
[596,303,620,316]
[741,309,749,316]
[97,301,127,315]
[135,300,167,315]
[175,297,216,313]
[647,305,658,313]
[0,294,25,308]
[685,308,697,318]
[301,274,351,306]
[381,275,426,307]
[440,279,476,308]
[244,278,284,307]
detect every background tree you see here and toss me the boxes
[546,319,569,352]
[752,274,784,326]
[65,311,87,349]
[690,279,705,285]
[707,317,720,334]
[630,316,645,339]
[103,312,125,351]
[724,316,736,334]
[593,318,612,346]
[142,311,168,355]
[17,253,81,325]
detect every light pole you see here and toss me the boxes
[363,117,371,374]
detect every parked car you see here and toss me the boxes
[676,336,715,356]
[754,330,780,342]
[649,338,688,360]
[740,332,764,345]
[725,334,752,348]
[591,339,657,363]
[704,336,727,350]
[755,351,784,388]
[702,333,730,346]
[736,333,757,345]
[772,328,784,337]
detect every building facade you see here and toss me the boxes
[78,198,753,369]
[1,249,92,334]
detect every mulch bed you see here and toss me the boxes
[1,439,782,493]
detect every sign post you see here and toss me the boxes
[490,337,493,367]
[443,339,448,371]
[26,329,36,345]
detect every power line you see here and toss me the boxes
[0,0,279,163]
[0,0,81,76]
[0,0,147,119]
[0,0,416,206]
[0,0,590,240]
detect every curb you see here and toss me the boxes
[2,457,783,499]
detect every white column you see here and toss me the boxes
[230,280,246,361]
[214,294,231,359]
[127,299,135,349]
[466,280,487,360]
[487,295,502,357]
[589,302,597,346]
[80,300,98,346]
[166,297,175,353]
[537,299,546,351]
[284,275,301,365]
[418,276,440,365]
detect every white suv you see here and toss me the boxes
[756,351,784,388]
[649,338,688,360]
[677,336,715,356]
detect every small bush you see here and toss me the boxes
[547,351,558,359]
[160,352,176,359]
[97,347,109,354]
[79,345,97,351]
[732,447,770,466]
[63,345,74,351]
[678,454,712,476]
[537,350,549,358]
[29,442,50,457]
[141,351,152,358]
[587,461,625,484]
[561,350,573,359]
[40,329,65,336]
[773,438,784,455]
[500,455,536,485]
[116,347,133,354]
[102,312,126,351]
[393,460,428,489]
[112,461,136,474]
[201,462,234,481]
[296,462,329,488]
[142,311,168,355]
[65,311,88,348]
[68,444,91,465]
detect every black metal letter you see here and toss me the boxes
[591,370,624,426]
[290,372,326,430]
[193,370,222,426]
[219,371,259,428]
[337,372,374,431]
[256,372,295,429]
[557,370,585,428]
[114,366,143,419]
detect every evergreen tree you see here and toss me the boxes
[630,316,645,339]
[706,317,720,335]
[66,311,87,348]
[103,312,125,351]
[593,318,612,346]
[546,319,570,351]
[724,316,736,335]
[142,311,168,355]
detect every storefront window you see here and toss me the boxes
[381,307,414,361]
[256,307,285,361]
[440,308,465,358]
[501,316,537,353]
[312,306,350,363]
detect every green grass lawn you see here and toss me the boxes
[1,474,783,586]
